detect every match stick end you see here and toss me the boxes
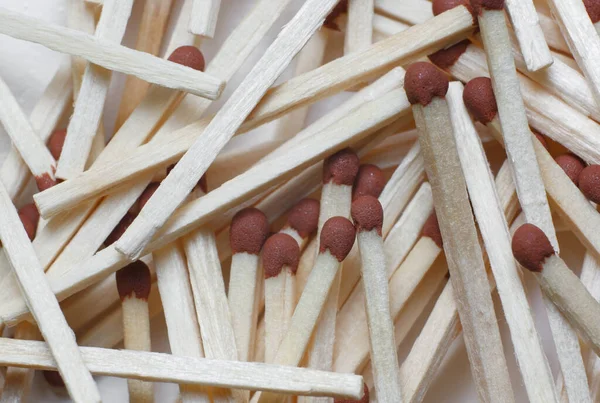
[353,164,386,200]
[555,153,586,186]
[116,260,152,300]
[463,77,498,124]
[320,217,356,261]
[47,129,67,160]
[584,0,600,23]
[422,211,443,248]
[230,207,270,255]
[285,198,320,239]
[263,233,300,277]
[351,195,383,235]
[323,148,360,186]
[334,383,370,403]
[579,165,600,203]
[405,62,449,106]
[511,223,555,272]
[168,46,206,71]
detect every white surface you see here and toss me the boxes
[0,0,589,402]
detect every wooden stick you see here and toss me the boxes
[345,0,374,55]
[447,82,557,403]
[0,181,100,402]
[372,14,410,41]
[537,12,571,55]
[0,7,224,99]
[579,251,600,401]
[190,0,221,38]
[0,322,40,403]
[375,0,433,25]
[56,0,134,180]
[406,62,514,402]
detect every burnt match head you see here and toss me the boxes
[404,62,449,106]
[137,182,160,211]
[584,0,600,23]
[422,211,443,248]
[352,164,386,200]
[579,165,600,203]
[262,233,300,278]
[18,203,40,228]
[230,207,269,255]
[168,46,206,71]
[555,153,586,186]
[116,260,152,301]
[428,40,471,70]
[432,0,470,15]
[463,77,498,124]
[19,213,36,241]
[320,217,356,262]
[104,212,136,247]
[351,195,384,236]
[47,129,67,160]
[335,383,370,403]
[511,223,555,272]
[323,148,360,186]
[285,198,320,239]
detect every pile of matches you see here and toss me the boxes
[7,0,600,401]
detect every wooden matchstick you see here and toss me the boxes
[376,0,433,25]
[228,208,269,363]
[537,12,571,55]
[372,14,410,41]
[0,7,224,99]
[56,0,134,180]
[351,196,402,402]
[0,322,40,403]
[345,0,374,55]
[405,62,514,402]
[190,0,221,38]
[116,261,154,403]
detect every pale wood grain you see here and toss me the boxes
[190,0,221,37]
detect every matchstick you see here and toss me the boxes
[228,208,269,362]
[579,251,600,401]
[263,234,300,363]
[372,14,410,41]
[279,198,321,249]
[376,0,433,25]
[0,181,100,402]
[351,196,402,402]
[0,7,224,99]
[446,81,557,402]
[113,0,343,260]
[512,224,600,355]
[405,62,514,402]
[56,0,134,180]
[345,0,374,55]
[537,12,571,55]
[0,338,364,399]
[116,261,154,403]
[0,322,40,403]
[190,0,221,38]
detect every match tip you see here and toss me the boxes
[230,208,269,255]
[47,129,67,160]
[320,217,356,262]
[116,260,152,300]
[285,198,320,239]
[35,174,58,192]
[19,213,36,241]
[579,165,600,203]
[262,233,300,278]
[555,153,586,186]
[104,212,136,247]
[323,148,360,186]
[353,164,386,200]
[404,62,449,106]
[463,77,498,124]
[43,371,65,388]
[432,0,470,15]
[137,182,160,212]
[428,40,471,69]
[324,0,348,30]
[168,46,206,71]
[18,203,40,228]
[422,211,443,248]
[351,195,383,235]
[335,383,370,403]
[584,0,600,23]
[511,223,555,272]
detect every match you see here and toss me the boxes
[190,0,221,38]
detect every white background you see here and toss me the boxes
[0,0,588,401]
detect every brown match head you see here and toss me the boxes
[463,77,498,124]
[428,40,471,69]
[432,0,470,15]
[168,46,205,71]
[352,164,386,200]
[320,217,356,262]
[43,371,65,388]
[262,233,300,278]
[334,383,369,403]
[230,208,269,255]
[404,62,449,106]
[470,0,504,14]
[351,195,384,236]
[579,165,600,203]
[47,129,67,160]
[422,211,443,248]
[324,0,348,30]
[116,260,152,300]
[285,198,320,239]
[555,153,586,186]
[511,223,555,272]
[104,212,136,247]
[323,148,360,186]
[584,0,600,23]
[35,173,58,192]
[137,182,160,212]
[19,213,36,241]
[18,203,39,228]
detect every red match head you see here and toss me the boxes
[116,260,152,301]
[555,153,586,186]
[320,217,356,262]
[422,211,443,248]
[351,195,384,236]
[352,164,386,200]
[19,213,36,241]
[584,0,600,23]
[18,203,40,228]
[104,212,136,247]
[323,148,360,186]
[47,129,67,160]
[285,198,320,239]
[404,62,449,106]
[262,233,300,278]
[463,77,498,124]
[335,383,370,403]
[579,165,600,203]
[230,207,269,255]
[168,46,206,71]
[428,40,471,69]
[511,223,555,272]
